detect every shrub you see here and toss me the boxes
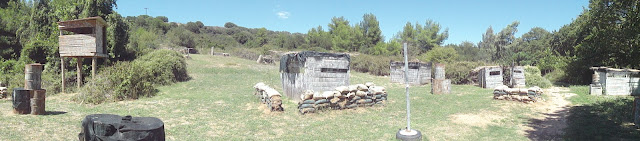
[420,47,458,64]
[228,47,261,61]
[446,61,485,84]
[135,50,190,84]
[75,49,189,104]
[351,54,397,76]
[524,66,552,88]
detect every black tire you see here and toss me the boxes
[396,129,422,141]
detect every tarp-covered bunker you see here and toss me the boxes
[478,66,503,89]
[590,67,640,95]
[280,51,350,102]
[389,61,431,85]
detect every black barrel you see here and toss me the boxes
[12,88,30,114]
[79,114,165,141]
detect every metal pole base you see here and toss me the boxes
[396,128,422,141]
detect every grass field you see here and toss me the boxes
[0,54,583,140]
[563,86,640,140]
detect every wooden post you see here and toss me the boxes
[61,57,65,93]
[92,56,97,80]
[210,47,214,55]
[76,58,82,89]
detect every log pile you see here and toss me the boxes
[493,85,543,103]
[297,82,387,114]
[0,87,7,99]
[253,83,284,111]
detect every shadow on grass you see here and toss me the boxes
[45,111,67,115]
[563,98,639,140]
[526,98,640,140]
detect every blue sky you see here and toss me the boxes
[116,0,589,45]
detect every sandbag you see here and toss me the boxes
[333,91,344,98]
[347,85,358,92]
[352,96,362,101]
[312,92,324,100]
[315,103,330,109]
[356,91,367,97]
[329,97,341,104]
[346,92,355,98]
[302,99,316,104]
[299,104,313,109]
[314,99,329,105]
[357,99,373,104]
[365,103,375,106]
[369,86,386,95]
[335,86,348,93]
[346,104,357,109]
[356,84,368,91]
[322,91,335,99]
[79,114,165,141]
[365,82,375,88]
[302,90,314,100]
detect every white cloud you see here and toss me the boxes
[276,11,290,19]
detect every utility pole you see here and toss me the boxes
[144,8,148,15]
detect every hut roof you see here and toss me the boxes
[279,51,350,72]
[390,61,430,67]
[590,66,640,73]
[57,17,107,33]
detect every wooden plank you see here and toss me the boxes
[59,34,98,57]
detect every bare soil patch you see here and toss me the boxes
[450,111,506,128]
[523,87,576,140]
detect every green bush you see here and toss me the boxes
[420,47,458,63]
[446,61,485,84]
[75,49,189,104]
[135,50,190,84]
[351,54,397,76]
[228,47,261,61]
[524,66,552,88]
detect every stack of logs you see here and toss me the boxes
[12,63,47,115]
[253,83,284,111]
[0,86,7,99]
[298,82,387,114]
[493,85,543,103]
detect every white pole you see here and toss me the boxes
[403,42,411,131]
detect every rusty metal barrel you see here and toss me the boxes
[12,88,31,114]
[434,63,446,80]
[30,89,46,115]
[24,63,43,90]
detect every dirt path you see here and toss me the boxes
[523,87,576,140]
